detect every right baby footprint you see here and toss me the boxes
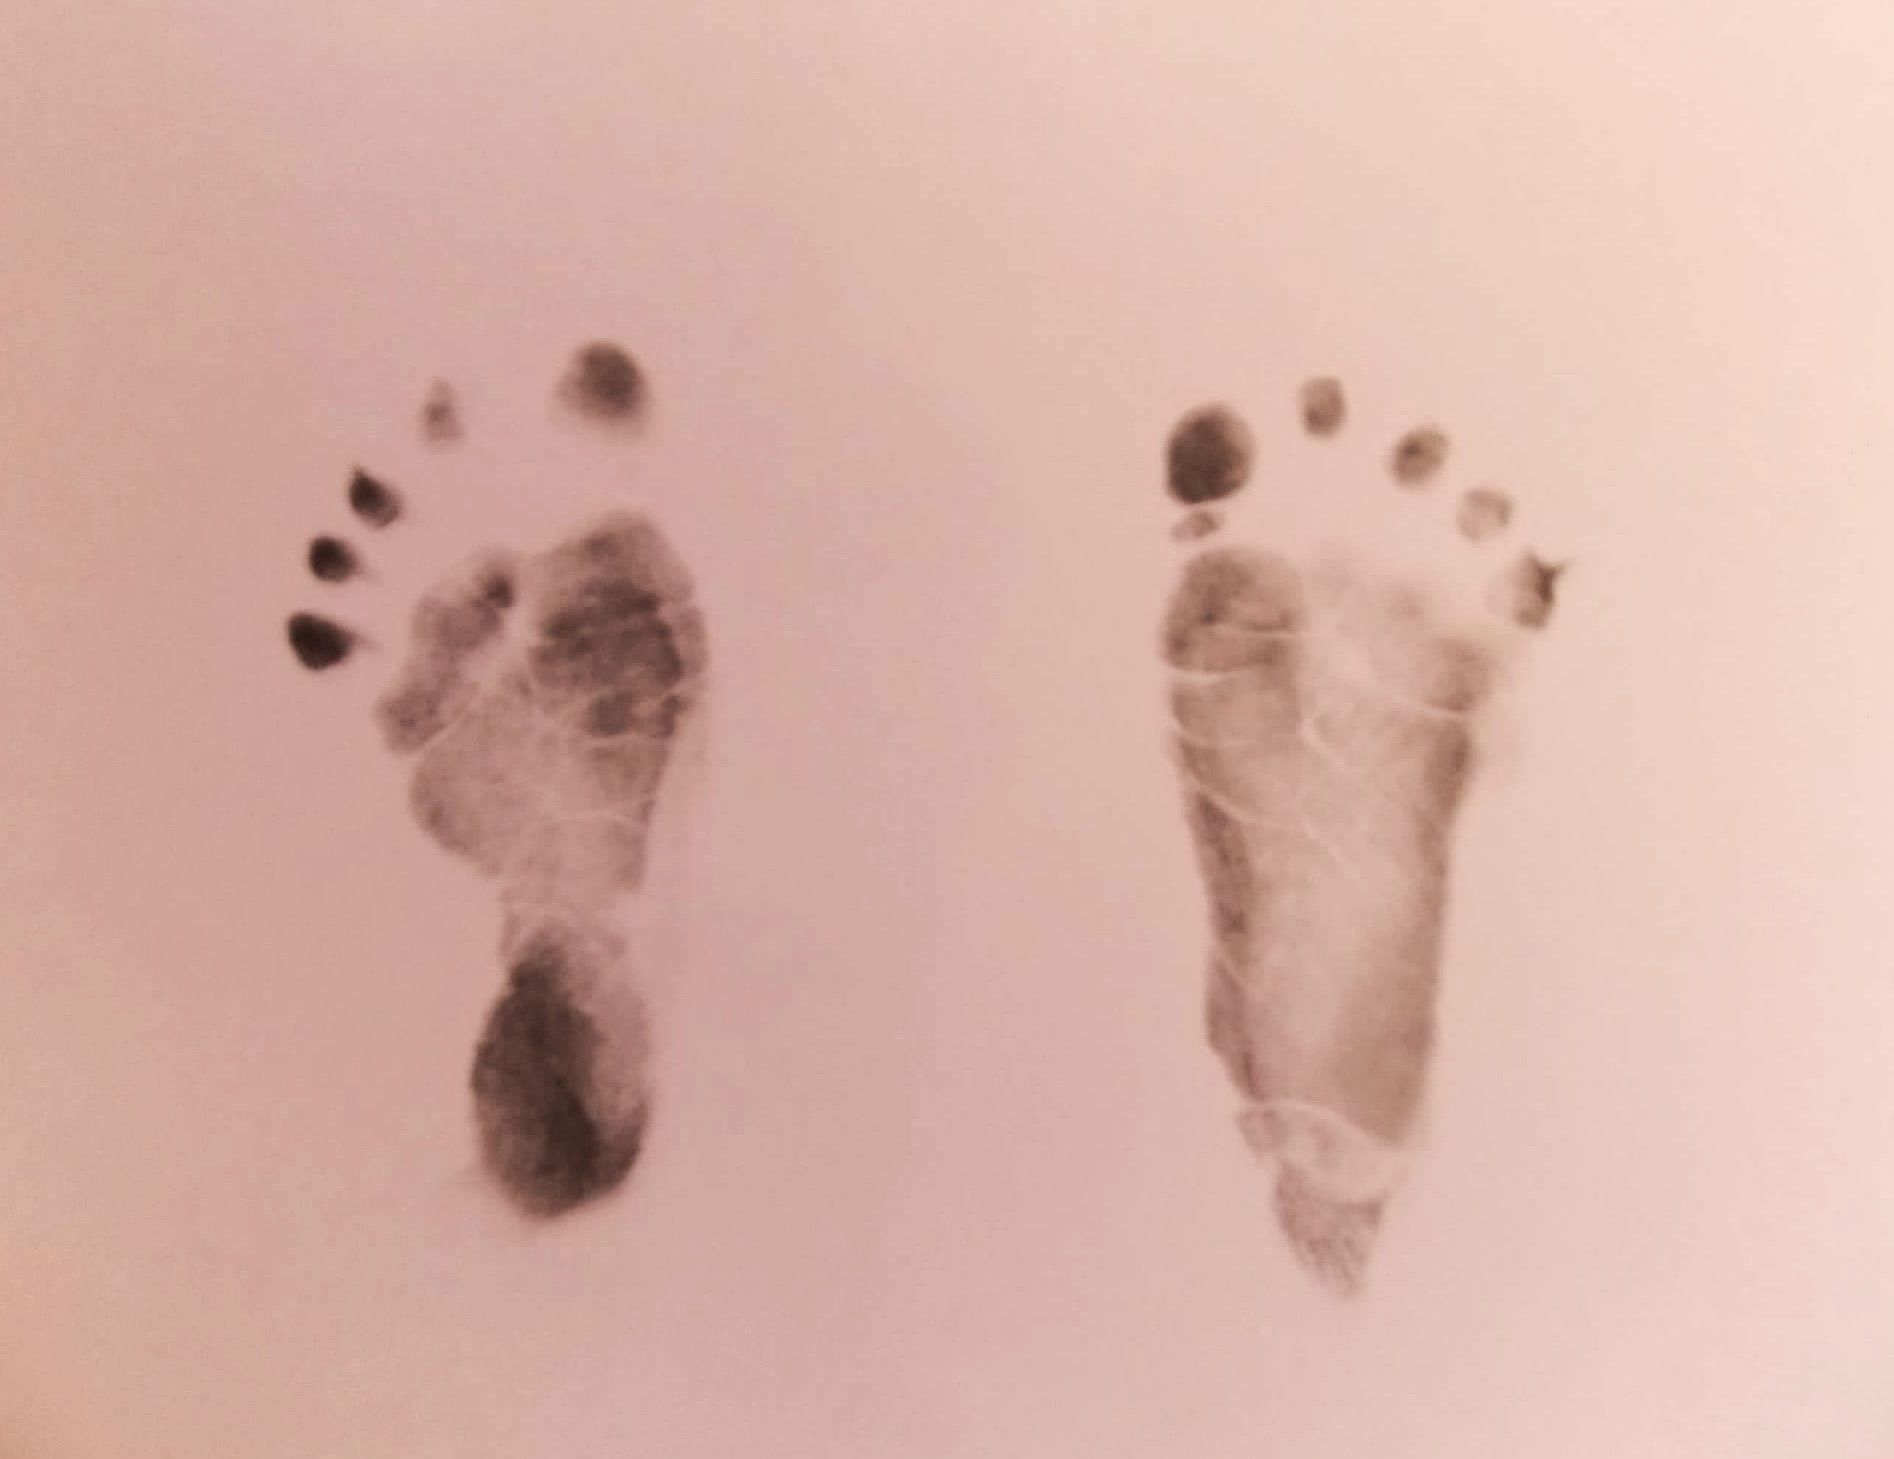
[1160,379,1564,1295]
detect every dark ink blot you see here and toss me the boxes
[1299,377,1346,437]
[560,341,646,422]
[348,468,402,528]
[286,612,354,670]
[1166,404,1254,506]
[1456,486,1513,542]
[470,946,643,1217]
[307,535,359,582]
[421,380,463,443]
[1390,427,1449,487]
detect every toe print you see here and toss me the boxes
[286,612,355,670]
[1493,552,1565,629]
[1298,376,1346,437]
[1390,425,1449,487]
[348,468,403,528]
[307,535,360,583]
[1159,383,1563,1294]
[559,341,647,424]
[1166,404,1254,506]
[282,343,706,1219]
[421,380,463,444]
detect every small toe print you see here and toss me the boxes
[1390,426,1449,487]
[1493,552,1564,628]
[348,468,403,528]
[1299,377,1346,437]
[421,381,463,443]
[1166,404,1254,506]
[1457,487,1513,542]
[287,612,355,670]
[560,342,646,422]
[307,536,359,582]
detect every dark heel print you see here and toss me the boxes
[282,341,702,1219]
[471,922,651,1218]
[1159,376,1565,1293]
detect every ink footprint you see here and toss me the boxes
[1161,381,1563,1294]
[285,342,708,1219]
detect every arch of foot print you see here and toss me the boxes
[1160,376,1562,1294]
[284,342,706,1219]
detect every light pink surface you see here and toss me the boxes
[3,2,1892,1454]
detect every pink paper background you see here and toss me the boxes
[3,2,1891,1454]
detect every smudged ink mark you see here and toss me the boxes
[1299,377,1346,437]
[559,341,646,423]
[308,535,359,582]
[348,468,402,528]
[1456,486,1513,542]
[1390,426,1449,487]
[1166,403,1254,506]
[287,612,355,670]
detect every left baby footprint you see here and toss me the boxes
[284,343,707,1218]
